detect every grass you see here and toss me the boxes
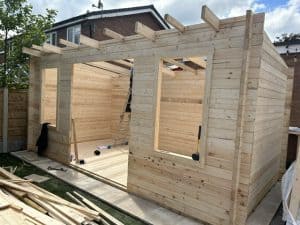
[0,153,147,225]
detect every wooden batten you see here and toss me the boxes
[103,28,125,41]
[43,43,62,54]
[59,39,80,48]
[164,14,186,33]
[22,47,42,57]
[201,5,220,31]
[163,58,196,74]
[135,22,156,41]
[80,34,101,49]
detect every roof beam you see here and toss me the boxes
[103,28,125,41]
[43,43,62,54]
[135,22,156,41]
[163,58,197,74]
[31,44,50,53]
[88,61,131,76]
[188,57,206,69]
[113,60,133,68]
[59,39,79,48]
[201,5,220,31]
[164,14,186,33]
[22,47,42,57]
[80,34,101,49]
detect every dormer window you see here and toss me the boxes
[46,32,57,46]
[67,25,81,44]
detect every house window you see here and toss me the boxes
[67,25,81,44]
[46,32,57,46]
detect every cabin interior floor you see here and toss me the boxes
[71,139,128,187]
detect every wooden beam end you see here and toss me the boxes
[135,21,156,41]
[201,5,220,31]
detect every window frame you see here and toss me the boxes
[46,31,57,46]
[152,50,214,168]
[40,67,59,129]
[67,24,81,44]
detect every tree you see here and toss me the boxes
[0,0,57,89]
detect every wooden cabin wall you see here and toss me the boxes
[111,74,130,144]
[230,13,268,224]
[28,58,43,151]
[28,11,286,225]
[246,33,288,214]
[28,61,73,164]
[71,63,112,143]
[158,69,205,157]
[41,68,58,125]
[128,57,236,225]
[127,14,256,224]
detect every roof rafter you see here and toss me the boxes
[59,39,80,48]
[103,28,125,41]
[163,58,197,74]
[135,22,156,41]
[80,34,101,49]
[164,14,186,33]
[201,5,220,31]
[31,44,51,53]
[22,47,42,57]
[43,43,63,54]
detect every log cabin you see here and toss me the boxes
[23,6,292,225]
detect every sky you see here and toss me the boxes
[27,0,300,41]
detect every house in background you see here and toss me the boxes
[45,5,169,46]
[0,5,169,63]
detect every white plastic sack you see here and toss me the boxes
[282,162,300,225]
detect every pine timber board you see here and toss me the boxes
[70,139,129,186]
[12,150,202,225]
